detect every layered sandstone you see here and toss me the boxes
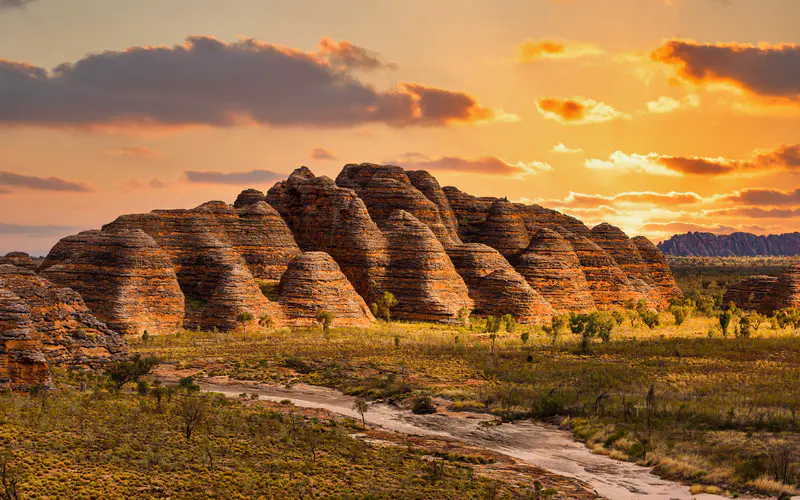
[267,168,389,303]
[0,265,127,390]
[442,186,496,242]
[39,229,185,335]
[278,252,373,327]
[631,236,683,302]
[0,252,39,271]
[233,188,266,209]
[447,244,553,323]
[770,265,800,311]
[104,208,281,331]
[336,164,459,247]
[515,229,596,313]
[565,234,651,309]
[723,276,778,314]
[383,211,473,323]
[406,170,462,246]
[478,200,530,260]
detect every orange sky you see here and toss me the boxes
[1,0,799,255]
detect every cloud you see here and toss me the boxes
[708,207,800,219]
[652,40,800,101]
[638,221,738,235]
[547,190,704,208]
[718,187,800,206]
[586,143,800,176]
[120,177,170,192]
[185,169,284,185]
[536,96,627,124]
[0,0,36,9]
[105,146,160,159]
[645,94,700,114]
[393,154,553,176]
[0,171,93,192]
[550,143,583,154]
[0,223,78,236]
[318,37,396,71]
[309,147,337,160]
[516,39,604,63]
[0,36,502,129]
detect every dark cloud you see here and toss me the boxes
[720,187,800,206]
[0,223,78,235]
[0,171,92,192]
[0,36,498,129]
[309,147,337,160]
[185,169,284,185]
[318,37,396,71]
[652,40,800,100]
[393,154,552,176]
[0,0,37,9]
[709,207,800,219]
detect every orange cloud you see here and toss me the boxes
[536,96,626,124]
[309,147,337,160]
[652,39,800,101]
[516,39,604,63]
[586,143,800,176]
[105,146,160,159]
[391,154,552,177]
[318,37,396,71]
[547,191,704,208]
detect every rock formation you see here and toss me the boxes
[39,229,185,335]
[0,252,38,271]
[631,236,683,302]
[441,186,496,242]
[406,170,461,246]
[659,231,800,257]
[383,211,473,323]
[278,252,373,327]
[515,229,596,313]
[447,244,553,323]
[0,265,127,390]
[722,276,779,314]
[233,188,266,208]
[478,200,530,260]
[769,265,800,311]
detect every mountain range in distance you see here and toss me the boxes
[658,232,800,257]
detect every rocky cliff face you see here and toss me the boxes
[0,252,39,271]
[722,265,800,314]
[0,265,127,390]
[659,231,800,257]
[39,229,184,335]
[37,163,681,335]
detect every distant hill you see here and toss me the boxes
[658,232,800,257]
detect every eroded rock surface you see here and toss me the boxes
[278,252,373,327]
[631,236,683,302]
[722,276,779,314]
[0,265,127,390]
[478,200,530,260]
[40,229,185,335]
[515,229,595,313]
[0,252,38,271]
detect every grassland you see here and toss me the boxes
[133,303,800,497]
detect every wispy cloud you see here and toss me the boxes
[309,147,337,160]
[536,96,628,124]
[105,146,161,160]
[185,169,285,185]
[0,171,93,192]
[391,154,552,176]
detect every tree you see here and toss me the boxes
[611,310,626,326]
[570,311,615,353]
[372,292,398,323]
[175,396,207,440]
[520,330,530,345]
[237,311,254,337]
[178,376,200,393]
[639,309,660,329]
[315,310,333,332]
[719,310,732,338]
[669,305,690,327]
[352,398,369,426]
[0,452,19,500]
[107,354,159,390]
[501,314,517,333]
[484,316,502,334]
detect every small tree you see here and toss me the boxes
[352,398,369,426]
[640,309,660,329]
[456,307,470,326]
[719,310,732,338]
[737,315,753,338]
[315,310,333,332]
[373,292,398,323]
[520,330,530,345]
[611,310,626,326]
[108,353,159,390]
[178,376,200,393]
[484,316,502,334]
[237,311,254,337]
[669,305,690,327]
[0,452,19,500]
[501,314,517,333]
[175,396,207,440]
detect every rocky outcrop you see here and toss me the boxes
[383,211,473,323]
[104,208,282,331]
[770,265,800,311]
[277,252,373,327]
[659,231,800,257]
[478,200,530,260]
[406,170,461,245]
[39,229,185,335]
[722,276,779,314]
[267,168,389,303]
[565,234,651,309]
[515,204,592,237]
[336,164,460,248]
[0,252,38,271]
[447,244,553,323]
[631,236,683,302]
[442,186,496,242]
[0,265,127,390]
[233,188,266,209]
[515,229,595,313]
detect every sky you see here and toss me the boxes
[1,0,799,255]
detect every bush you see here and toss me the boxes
[640,309,660,329]
[501,314,517,333]
[316,310,333,331]
[670,305,691,326]
[411,396,436,415]
[107,354,159,390]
